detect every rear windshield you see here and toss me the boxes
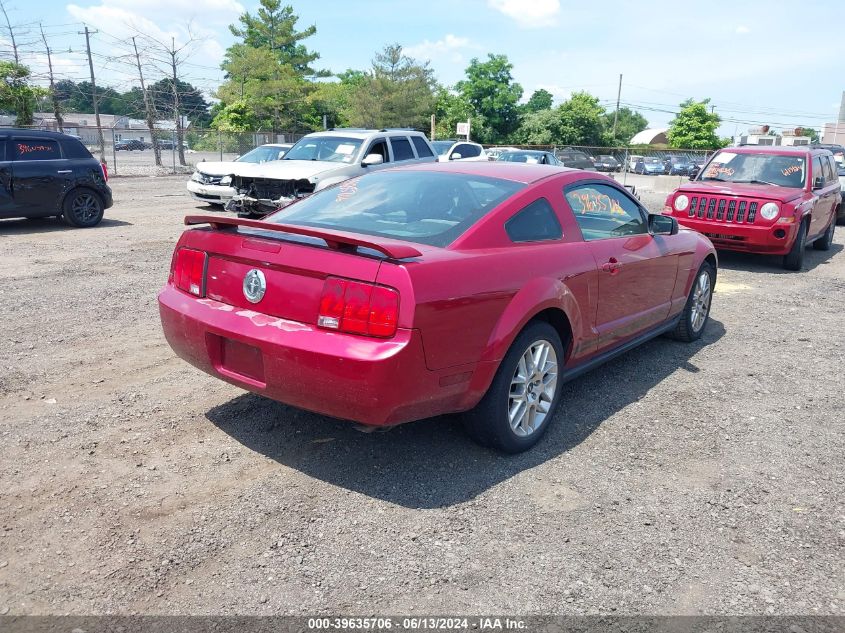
[699,151,806,188]
[266,171,524,248]
[499,152,541,163]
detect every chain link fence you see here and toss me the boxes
[0,124,307,176]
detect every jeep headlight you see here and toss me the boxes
[190,171,202,183]
[673,195,689,212]
[760,202,779,220]
[220,175,232,186]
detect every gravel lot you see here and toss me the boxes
[0,176,843,616]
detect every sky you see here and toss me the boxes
[2,0,844,138]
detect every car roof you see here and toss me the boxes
[727,145,820,156]
[502,149,547,155]
[391,160,584,184]
[0,128,82,140]
[307,128,427,140]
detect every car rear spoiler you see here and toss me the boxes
[184,215,423,260]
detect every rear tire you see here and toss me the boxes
[463,322,564,454]
[813,217,835,251]
[783,220,807,271]
[669,262,714,343]
[62,189,104,228]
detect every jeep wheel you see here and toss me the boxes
[669,262,714,343]
[63,190,104,228]
[813,217,835,251]
[463,321,564,454]
[783,220,807,271]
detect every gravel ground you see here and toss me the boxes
[0,176,843,616]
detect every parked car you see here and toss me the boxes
[187,143,293,207]
[663,155,694,176]
[0,129,112,227]
[555,148,594,170]
[156,139,175,150]
[634,157,666,175]
[485,146,520,160]
[627,154,644,171]
[664,146,840,270]
[593,155,621,172]
[496,150,560,165]
[431,140,488,162]
[226,129,437,217]
[688,157,707,179]
[159,162,717,453]
[115,139,146,151]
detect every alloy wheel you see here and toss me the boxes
[690,271,712,333]
[508,340,558,437]
[70,193,100,224]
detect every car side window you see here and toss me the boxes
[505,198,562,243]
[60,139,92,159]
[365,139,389,163]
[389,136,415,162]
[411,136,434,158]
[565,183,648,241]
[824,156,836,184]
[812,157,823,187]
[459,144,481,158]
[13,138,62,160]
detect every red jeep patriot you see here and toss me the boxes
[665,146,840,270]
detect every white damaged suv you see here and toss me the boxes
[225,129,437,217]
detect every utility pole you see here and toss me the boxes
[430,114,435,141]
[0,1,19,64]
[40,23,63,132]
[612,73,622,139]
[80,25,105,162]
[132,37,162,167]
[169,37,186,167]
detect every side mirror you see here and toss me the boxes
[362,153,384,167]
[649,214,679,236]
[813,176,824,190]
[449,152,462,160]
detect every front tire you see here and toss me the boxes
[813,217,835,251]
[62,189,104,228]
[669,262,714,343]
[783,220,807,270]
[463,322,564,453]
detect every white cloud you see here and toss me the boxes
[404,34,477,64]
[488,0,560,28]
[736,25,750,34]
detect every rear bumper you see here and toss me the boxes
[158,285,489,426]
[676,216,797,254]
[187,181,236,204]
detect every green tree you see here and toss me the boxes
[217,46,309,131]
[227,0,326,76]
[344,44,436,130]
[147,78,211,127]
[456,54,522,143]
[523,88,553,113]
[211,100,259,132]
[433,87,475,140]
[602,106,648,145]
[556,91,606,146]
[667,99,722,149]
[0,61,44,125]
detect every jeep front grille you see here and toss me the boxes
[688,196,765,224]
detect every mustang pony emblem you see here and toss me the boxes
[243,269,266,304]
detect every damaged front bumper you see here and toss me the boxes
[226,176,316,217]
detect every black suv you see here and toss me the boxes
[555,148,594,170]
[0,129,112,227]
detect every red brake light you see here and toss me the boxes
[317,277,399,338]
[101,162,108,182]
[172,247,207,296]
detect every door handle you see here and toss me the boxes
[57,170,72,174]
[601,257,621,275]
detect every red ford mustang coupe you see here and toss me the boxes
[159,163,717,452]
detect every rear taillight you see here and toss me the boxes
[101,162,108,182]
[317,277,399,338]
[172,248,207,296]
